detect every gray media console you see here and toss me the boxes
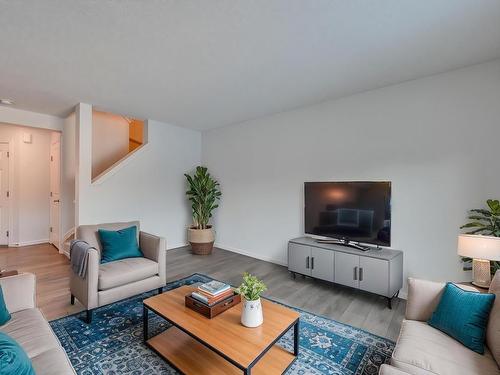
[288,237,403,308]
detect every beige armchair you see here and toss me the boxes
[380,271,500,375]
[70,221,167,323]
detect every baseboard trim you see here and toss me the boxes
[167,242,188,250]
[214,243,287,267]
[13,239,50,247]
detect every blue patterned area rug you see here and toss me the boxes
[50,273,395,374]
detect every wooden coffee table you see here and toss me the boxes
[143,285,300,375]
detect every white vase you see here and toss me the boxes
[241,297,263,328]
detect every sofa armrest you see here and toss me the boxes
[379,364,411,375]
[140,231,166,285]
[0,273,36,313]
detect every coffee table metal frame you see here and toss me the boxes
[143,302,299,375]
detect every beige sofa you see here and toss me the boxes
[380,271,500,375]
[70,221,167,323]
[0,273,75,374]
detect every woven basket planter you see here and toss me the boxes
[187,226,215,255]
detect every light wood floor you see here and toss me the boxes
[0,243,405,340]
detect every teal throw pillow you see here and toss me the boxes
[98,226,143,264]
[0,286,11,325]
[428,282,495,354]
[0,332,35,375]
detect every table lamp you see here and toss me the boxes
[458,234,500,288]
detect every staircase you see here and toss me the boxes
[92,110,146,182]
[62,231,74,258]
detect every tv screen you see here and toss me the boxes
[304,181,391,247]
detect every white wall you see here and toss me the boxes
[92,111,130,178]
[76,104,201,249]
[202,60,500,291]
[0,123,54,245]
[61,112,75,238]
[0,106,63,131]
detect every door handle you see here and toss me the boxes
[354,266,358,280]
[311,257,314,270]
[306,256,310,269]
[359,267,363,281]
[53,199,60,203]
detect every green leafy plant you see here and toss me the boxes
[184,166,221,229]
[461,199,500,276]
[235,272,267,301]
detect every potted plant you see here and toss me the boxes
[461,199,500,276]
[184,166,221,255]
[236,272,267,328]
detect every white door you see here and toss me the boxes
[49,133,61,251]
[334,252,359,288]
[0,143,9,245]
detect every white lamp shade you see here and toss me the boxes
[458,234,500,261]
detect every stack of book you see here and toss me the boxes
[191,280,234,306]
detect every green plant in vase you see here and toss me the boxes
[184,166,221,255]
[236,273,267,327]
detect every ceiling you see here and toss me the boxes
[1,1,499,130]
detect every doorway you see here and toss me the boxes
[0,124,61,249]
[49,132,61,250]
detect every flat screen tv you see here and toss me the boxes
[304,181,391,247]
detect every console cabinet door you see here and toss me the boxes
[334,252,359,288]
[288,243,311,276]
[311,247,334,282]
[359,257,389,297]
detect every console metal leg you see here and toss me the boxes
[86,309,93,324]
[293,320,300,356]
[387,291,400,310]
[143,305,149,343]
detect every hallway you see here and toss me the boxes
[0,243,80,320]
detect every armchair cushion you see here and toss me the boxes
[98,226,143,263]
[428,283,495,354]
[98,257,159,291]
